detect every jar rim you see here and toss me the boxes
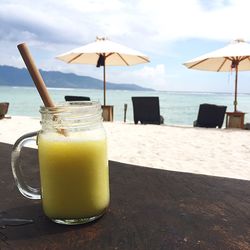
[39,101,101,114]
[39,101,103,131]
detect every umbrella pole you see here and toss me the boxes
[103,62,106,106]
[234,64,238,112]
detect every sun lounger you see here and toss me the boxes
[64,96,90,101]
[194,103,227,128]
[132,96,164,125]
[0,102,9,119]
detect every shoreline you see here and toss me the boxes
[2,85,250,125]
[1,116,250,181]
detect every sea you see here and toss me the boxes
[1,85,250,126]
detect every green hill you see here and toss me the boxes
[0,65,153,91]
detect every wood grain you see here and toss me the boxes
[0,142,250,249]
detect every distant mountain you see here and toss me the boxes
[0,65,153,91]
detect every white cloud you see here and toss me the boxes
[1,0,250,90]
[2,0,250,46]
[107,64,171,90]
[131,0,250,43]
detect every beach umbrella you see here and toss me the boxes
[56,37,150,106]
[183,39,250,112]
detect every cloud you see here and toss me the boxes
[107,64,171,90]
[2,0,250,49]
[1,0,250,90]
[132,0,250,43]
[3,0,249,48]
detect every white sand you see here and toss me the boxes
[1,116,250,180]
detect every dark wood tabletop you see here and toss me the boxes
[0,142,250,250]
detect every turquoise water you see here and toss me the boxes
[1,85,250,125]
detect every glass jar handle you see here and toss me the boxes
[11,131,41,200]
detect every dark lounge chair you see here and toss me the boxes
[65,96,90,101]
[0,102,9,119]
[194,103,227,128]
[131,96,164,125]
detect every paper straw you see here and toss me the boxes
[17,43,54,108]
[17,43,67,136]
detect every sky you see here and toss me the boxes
[1,0,250,92]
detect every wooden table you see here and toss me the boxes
[0,142,250,249]
[226,111,246,129]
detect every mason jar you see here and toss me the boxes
[11,101,110,225]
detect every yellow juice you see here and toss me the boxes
[38,132,109,219]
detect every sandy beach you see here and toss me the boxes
[1,116,250,181]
